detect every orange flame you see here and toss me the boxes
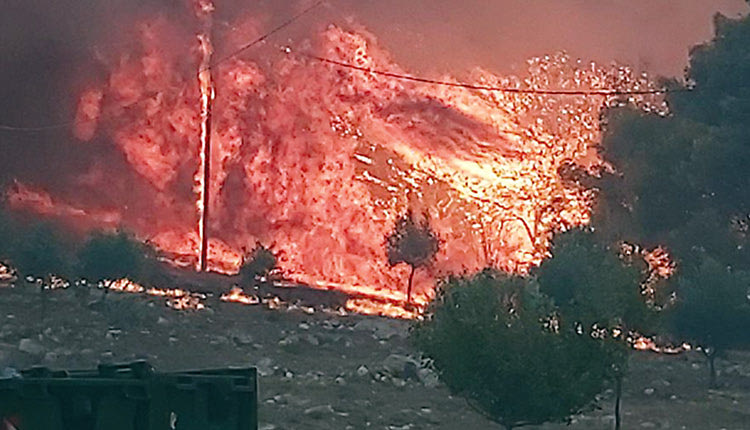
[221,286,260,305]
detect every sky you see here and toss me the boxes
[333,0,749,77]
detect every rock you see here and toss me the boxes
[298,323,311,330]
[100,351,114,362]
[335,376,346,385]
[157,317,170,326]
[278,335,300,347]
[418,368,440,388]
[303,334,320,346]
[354,319,407,340]
[392,378,406,387]
[643,387,655,396]
[257,358,274,377]
[657,378,671,387]
[356,365,370,377]
[231,332,254,346]
[18,338,44,355]
[304,405,334,419]
[640,422,657,428]
[43,351,59,364]
[383,354,419,380]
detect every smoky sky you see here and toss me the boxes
[0,0,747,191]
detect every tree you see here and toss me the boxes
[11,222,73,283]
[77,230,152,286]
[386,211,439,305]
[0,208,15,263]
[413,270,615,430]
[670,255,750,388]
[594,12,750,389]
[239,242,277,286]
[535,229,650,430]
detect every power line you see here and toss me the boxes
[0,122,75,133]
[206,0,324,71]
[303,53,689,96]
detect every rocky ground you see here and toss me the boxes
[1,282,750,429]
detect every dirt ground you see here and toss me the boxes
[1,282,750,429]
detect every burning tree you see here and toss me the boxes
[386,211,439,305]
[413,270,615,430]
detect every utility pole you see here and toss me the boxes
[195,0,215,272]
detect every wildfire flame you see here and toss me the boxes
[6,2,667,312]
[221,286,260,305]
[108,278,206,310]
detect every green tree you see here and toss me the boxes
[77,230,152,286]
[670,255,750,388]
[413,270,615,430]
[594,11,750,390]
[535,229,650,430]
[386,211,439,305]
[536,229,649,330]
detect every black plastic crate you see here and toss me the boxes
[0,361,257,430]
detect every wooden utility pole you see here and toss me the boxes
[196,0,215,272]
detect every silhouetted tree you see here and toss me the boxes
[413,270,616,430]
[386,211,439,305]
[12,222,73,283]
[0,208,14,263]
[77,230,152,286]
[670,255,750,388]
[594,10,750,390]
[239,242,277,286]
[535,229,651,430]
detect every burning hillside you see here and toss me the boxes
[6,1,666,307]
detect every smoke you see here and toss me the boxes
[0,0,746,304]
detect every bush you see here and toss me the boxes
[77,231,153,285]
[11,222,74,282]
[413,270,616,430]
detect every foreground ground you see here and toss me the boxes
[0,283,749,429]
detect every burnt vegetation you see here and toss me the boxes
[386,211,440,305]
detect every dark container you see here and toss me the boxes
[0,361,257,430]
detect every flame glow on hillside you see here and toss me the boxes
[6,3,667,308]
